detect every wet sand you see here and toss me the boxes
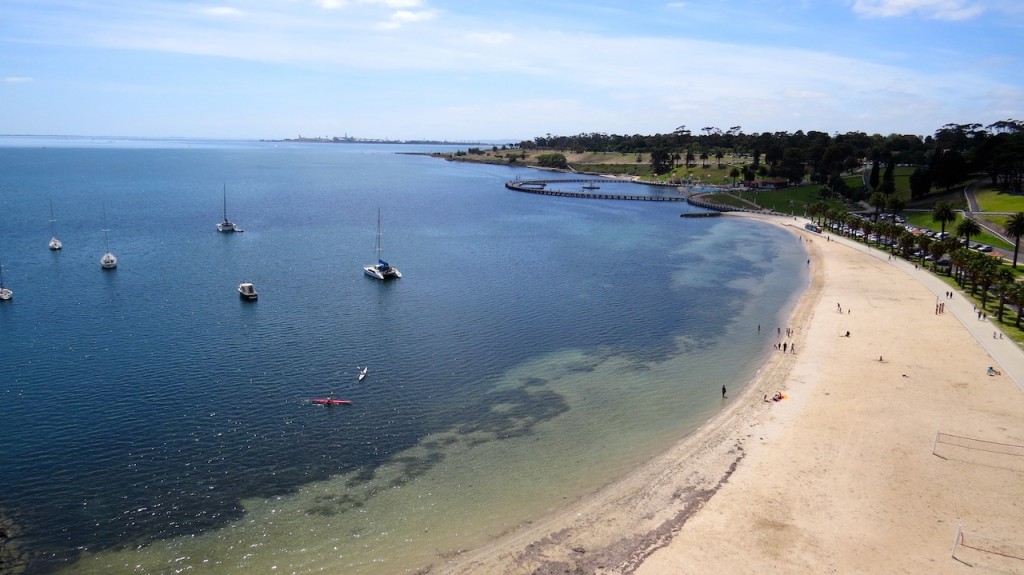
[438,214,1024,574]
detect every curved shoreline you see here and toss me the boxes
[438,213,1024,574]
[436,214,821,573]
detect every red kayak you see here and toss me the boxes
[311,398,352,405]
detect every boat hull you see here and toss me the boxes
[363,264,401,280]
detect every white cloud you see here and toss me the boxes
[373,9,436,29]
[851,0,986,20]
[314,0,424,9]
[4,77,34,83]
[201,6,244,17]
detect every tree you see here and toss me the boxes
[930,241,949,275]
[931,201,957,238]
[649,149,672,174]
[1004,212,1024,268]
[536,153,568,169]
[869,191,887,223]
[729,167,740,186]
[887,196,905,223]
[994,268,1015,322]
[898,230,916,256]
[956,217,982,249]
[880,159,896,196]
[1010,282,1024,328]
[909,166,932,199]
[869,158,880,190]
[931,149,969,191]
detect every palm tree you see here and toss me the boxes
[917,235,932,262]
[930,241,949,273]
[993,268,1015,322]
[869,191,887,223]
[861,221,875,244]
[932,201,957,238]
[1010,282,1024,329]
[949,248,970,285]
[976,255,1000,305]
[898,230,916,256]
[1004,212,1024,268]
[846,216,862,238]
[956,217,982,250]
[887,196,905,223]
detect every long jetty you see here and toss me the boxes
[505,179,688,202]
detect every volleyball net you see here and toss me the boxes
[951,524,1024,572]
[932,431,1024,471]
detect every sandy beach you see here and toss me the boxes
[438,214,1024,575]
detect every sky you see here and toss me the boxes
[2,0,1023,141]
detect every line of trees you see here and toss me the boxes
[515,121,1024,200]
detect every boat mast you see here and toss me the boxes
[223,183,228,221]
[102,205,111,252]
[376,208,383,261]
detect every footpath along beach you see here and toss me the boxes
[439,213,1024,575]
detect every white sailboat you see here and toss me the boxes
[0,260,12,301]
[363,209,401,280]
[100,207,117,269]
[48,200,63,250]
[217,184,243,233]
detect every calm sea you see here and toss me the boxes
[0,137,807,575]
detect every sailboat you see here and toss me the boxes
[363,209,401,280]
[217,184,243,233]
[0,260,12,301]
[48,200,63,250]
[100,207,117,269]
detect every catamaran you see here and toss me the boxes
[48,201,63,250]
[100,207,117,269]
[217,184,243,233]
[363,209,401,280]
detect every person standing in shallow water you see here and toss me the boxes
[722,385,727,398]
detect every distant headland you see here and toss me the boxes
[264,135,496,146]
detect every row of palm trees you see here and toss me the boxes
[808,201,1024,327]
[809,200,1024,269]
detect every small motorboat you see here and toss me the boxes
[0,261,11,301]
[358,367,368,381]
[238,282,258,301]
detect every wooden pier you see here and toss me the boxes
[505,179,687,202]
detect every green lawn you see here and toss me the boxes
[974,186,1024,213]
[738,183,850,215]
[904,212,1012,250]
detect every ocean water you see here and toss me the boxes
[0,137,807,575]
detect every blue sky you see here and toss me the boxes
[2,0,1022,141]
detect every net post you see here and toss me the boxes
[932,429,947,459]
[951,523,963,558]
